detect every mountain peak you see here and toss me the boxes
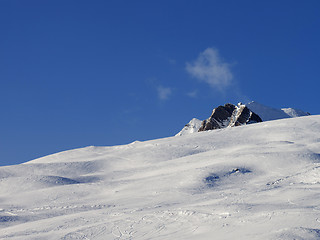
[176,102,310,136]
[175,118,202,136]
[247,101,309,121]
[198,103,262,131]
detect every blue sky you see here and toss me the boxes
[1,0,320,166]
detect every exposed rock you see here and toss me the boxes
[176,101,309,136]
[198,103,262,132]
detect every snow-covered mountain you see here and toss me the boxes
[175,118,202,136]
[198,103,262,131]
[177,102,310,136]
[247,101,310,121]
[0,115,320,239]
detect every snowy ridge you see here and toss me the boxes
[228,103,246,127]
[177,102,310,135]
[175,118,202,136]
[247,101,309,121]
[0,115,320,239]
[282,107,310,118]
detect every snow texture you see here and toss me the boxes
[0,115,320,239]
[247,101,309,121]
[176,118,202,136]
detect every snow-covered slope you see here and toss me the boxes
[175,118,202,136]
[282,107,310,118]
[1,115,320,239]
[247,101,309,121]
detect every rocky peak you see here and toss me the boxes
[198,103,262,132]
[176,102,309,136]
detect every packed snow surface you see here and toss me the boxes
[1,116,320,239]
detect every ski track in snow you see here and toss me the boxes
[0,116,320,239]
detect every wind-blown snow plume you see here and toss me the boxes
[186,48,233,91]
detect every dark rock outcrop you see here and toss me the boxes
[198,103,262,132]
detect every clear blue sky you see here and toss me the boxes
[1,0,320,166]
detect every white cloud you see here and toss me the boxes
[157,86,172,100]
[186,48,233,91]
[187,90,198,98]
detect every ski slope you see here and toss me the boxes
[1,115,320,239]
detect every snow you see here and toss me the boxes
[1,115,320,239]
[228,103,246,127]
[176,102,309,136]
[247,101,309,121]
[175,118,202,136]
[282,107,310,118]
